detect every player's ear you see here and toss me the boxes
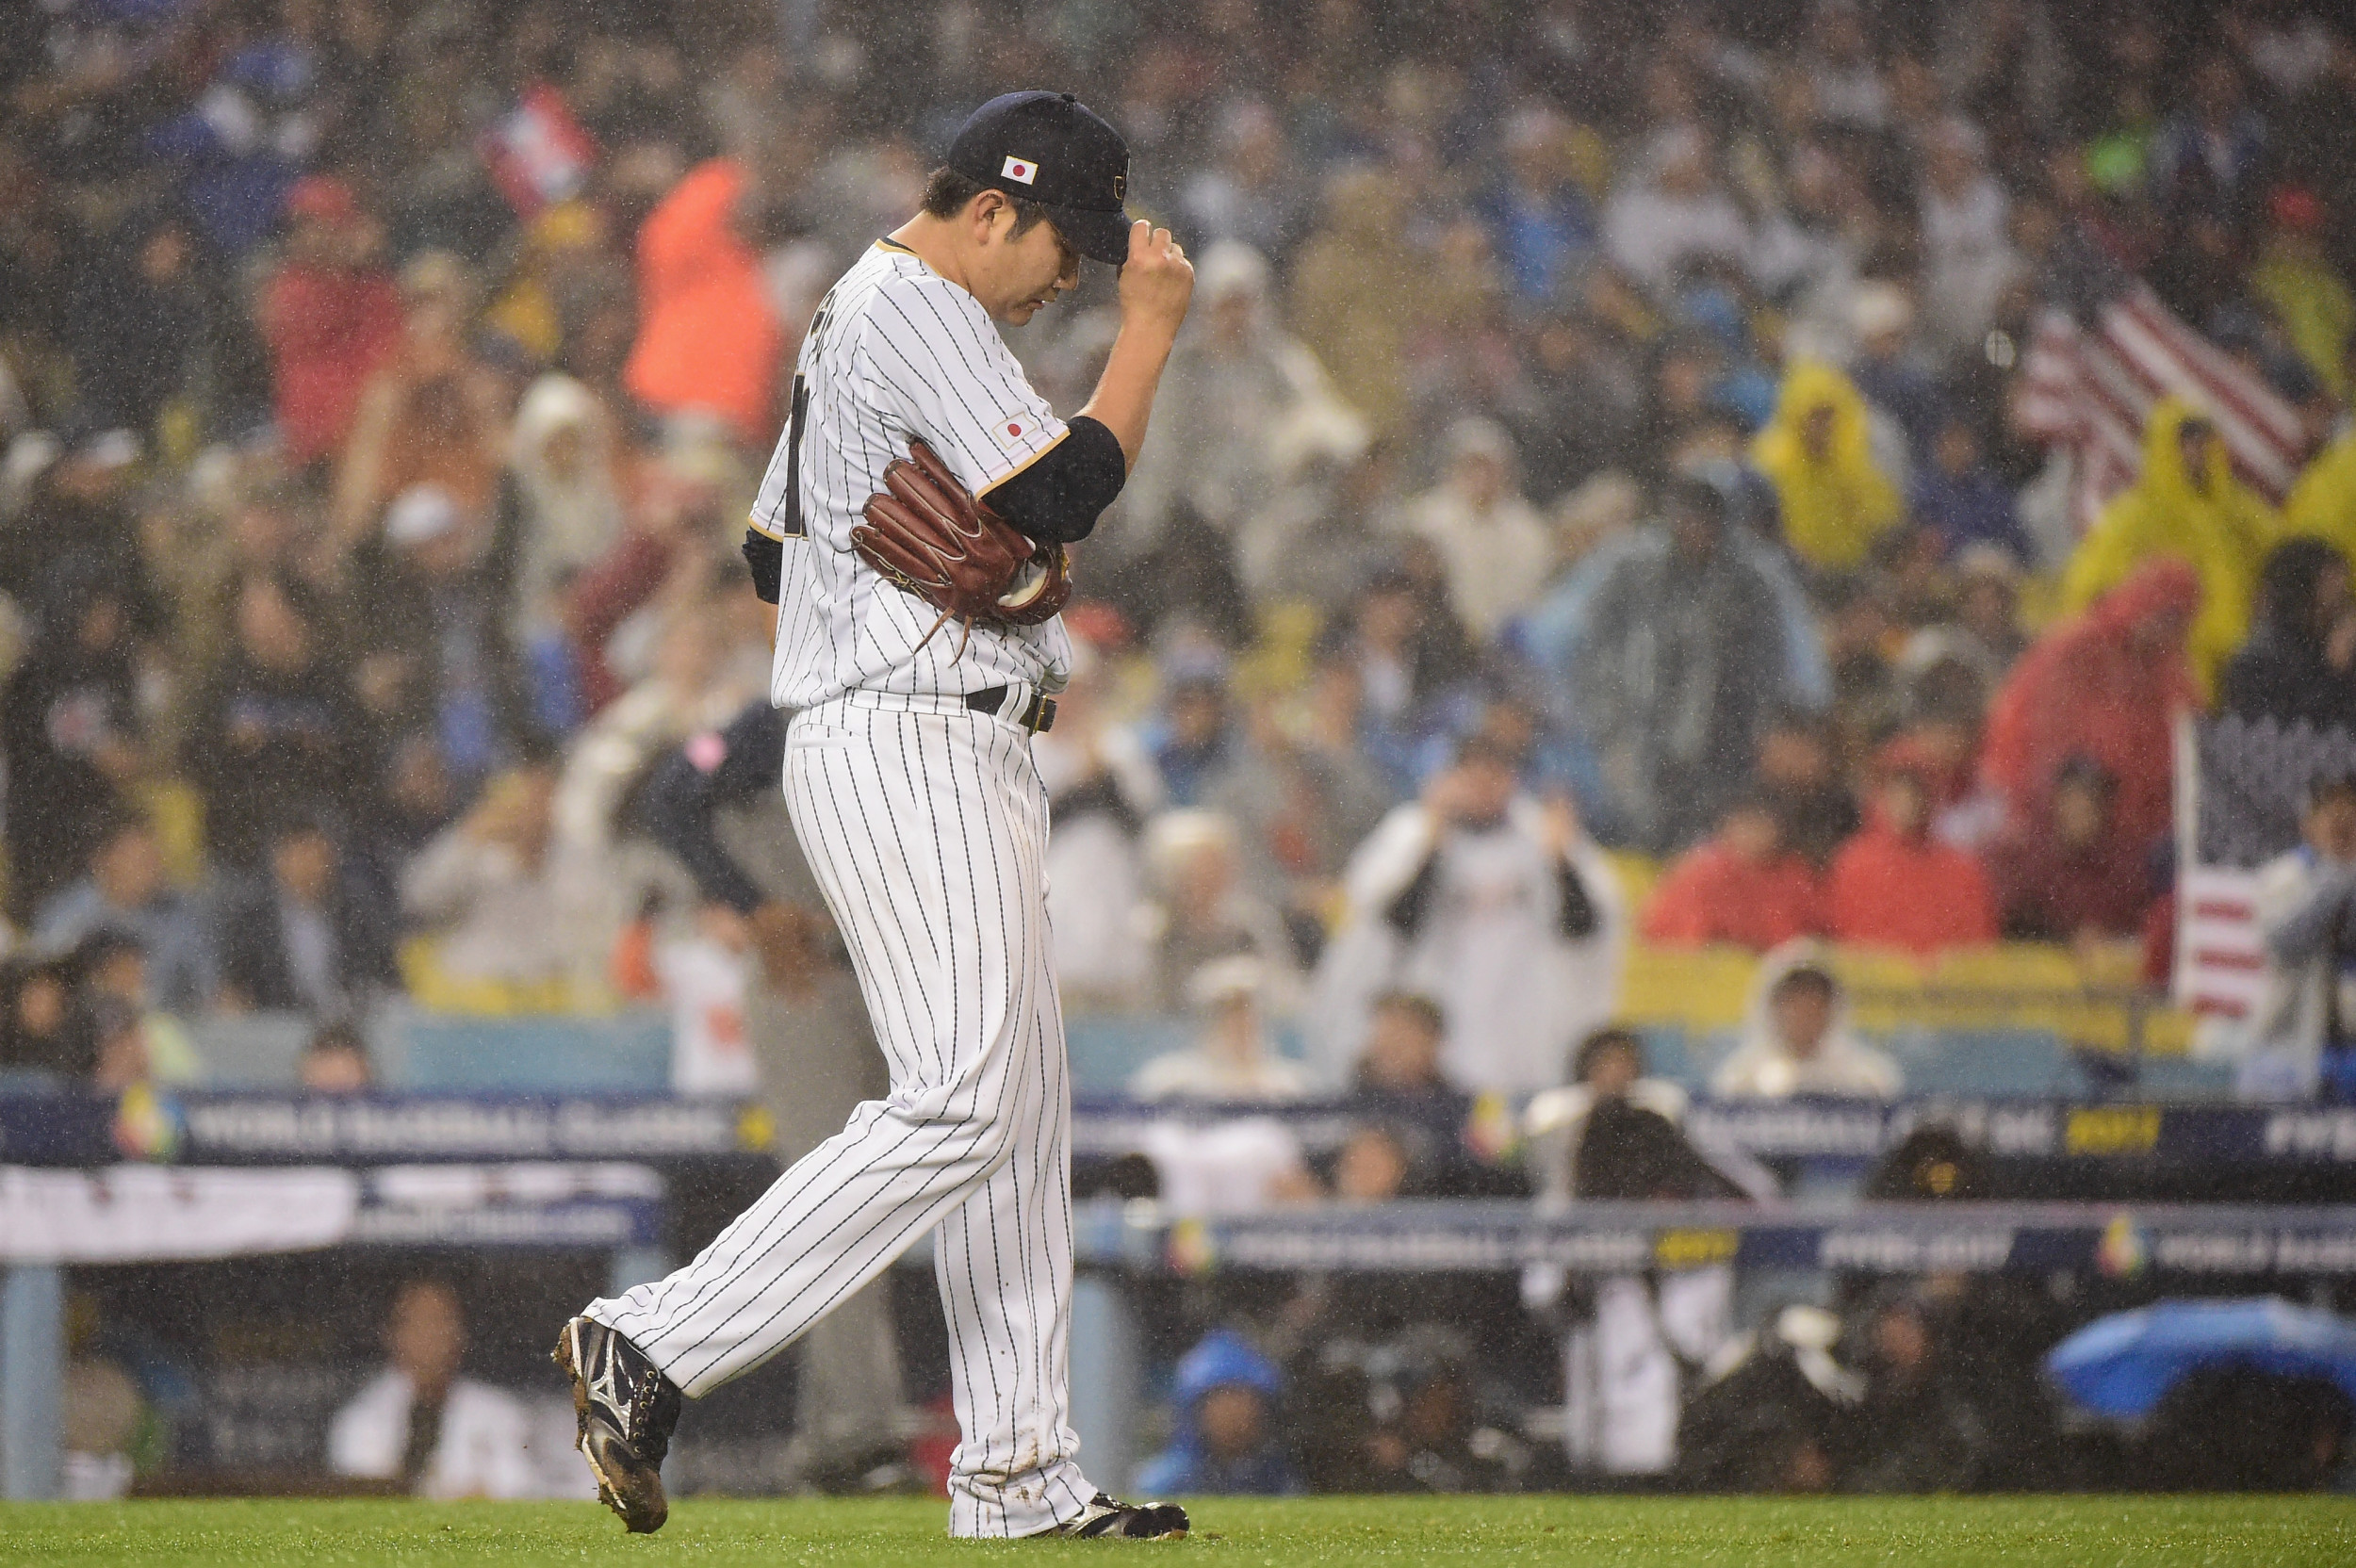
[971,188,1008,244]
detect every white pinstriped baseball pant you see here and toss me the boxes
[585,690,1090,1537]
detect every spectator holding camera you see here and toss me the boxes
[399,755,573,988]
[1313,735,1622,1096]
[2241,773,2356,1101]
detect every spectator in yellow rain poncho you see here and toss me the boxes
[2061,396,2277,697]
[1749,361,1903,571]
[2287,429,2356,556]
[2283,367,2356,572]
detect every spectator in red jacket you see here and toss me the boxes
[1981,559,2201,862]
[259,177,403,469]
[623,158,784,448]
[1641,794,1825,952]
[1827,740,1996,956]
[1987,757,2155,943]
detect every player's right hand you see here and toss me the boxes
[1118,220,1193,334]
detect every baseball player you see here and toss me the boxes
[556,90,1195,1540]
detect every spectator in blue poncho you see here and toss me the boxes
[1134,1330,1299,1496]
[1476,106,1596,306]
[1910,416,2035,565]
[1142,648,1236,810]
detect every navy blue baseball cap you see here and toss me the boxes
[947,90,1133,266]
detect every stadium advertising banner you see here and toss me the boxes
[1103,1200,2356,1280]
[9,1090,2356,1168]
[0,1162,665,1263]
[0,1089,765,1166]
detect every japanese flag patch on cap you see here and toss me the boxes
[1001,155,1039,185]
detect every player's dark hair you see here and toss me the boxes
[920,166,1053,237]
[304,1017,370,1064]
[1573,1026,1644,1085]
[1770,963,1839,1003]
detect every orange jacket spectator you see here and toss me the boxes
[623,159,784,447]
[1827,743,1996,956]
[1641,798,1825,951]
[1980,559,2201,859]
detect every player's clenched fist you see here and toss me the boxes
[1118,219,1193,332]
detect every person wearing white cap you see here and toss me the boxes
[1130,955,1312,1102]
[1402,417,1552,643]
[382,482,463,551]
[508,374,626,643]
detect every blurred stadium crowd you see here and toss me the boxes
[8,0,2356,1503]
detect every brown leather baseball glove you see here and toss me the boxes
[852,439,1072,653]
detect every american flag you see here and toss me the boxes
[2176,716,2356,1024]
[2015,275,2309,528]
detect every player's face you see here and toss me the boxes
[980,206,1080,325]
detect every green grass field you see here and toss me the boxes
[1,1496,2351,1567]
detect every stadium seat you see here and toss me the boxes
[1619,947,1759,1033]
[2126,1054,2238,1101]
[1884,1027,2081,1096]
[1062,1014,1199,1095]
[182,1012,319,1086]
[386,1009,675,1091]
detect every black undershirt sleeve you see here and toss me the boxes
[1557,858,1599,940]
[981,415,1127,546]
[742,530,783,604]
[638,701,788,916]
[1383,850,1444,939]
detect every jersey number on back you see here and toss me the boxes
[778,303,830,540]
[778,373,810,538]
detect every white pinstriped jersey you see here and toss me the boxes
[752,239,1075,710]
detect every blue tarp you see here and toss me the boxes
[2047,1298,2356,1416]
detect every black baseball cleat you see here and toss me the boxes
[1050,1493,1190,1540]
[553,1315,682,1533]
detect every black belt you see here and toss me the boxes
[965,685,1057,734]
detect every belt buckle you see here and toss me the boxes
[969,684,1054,733]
